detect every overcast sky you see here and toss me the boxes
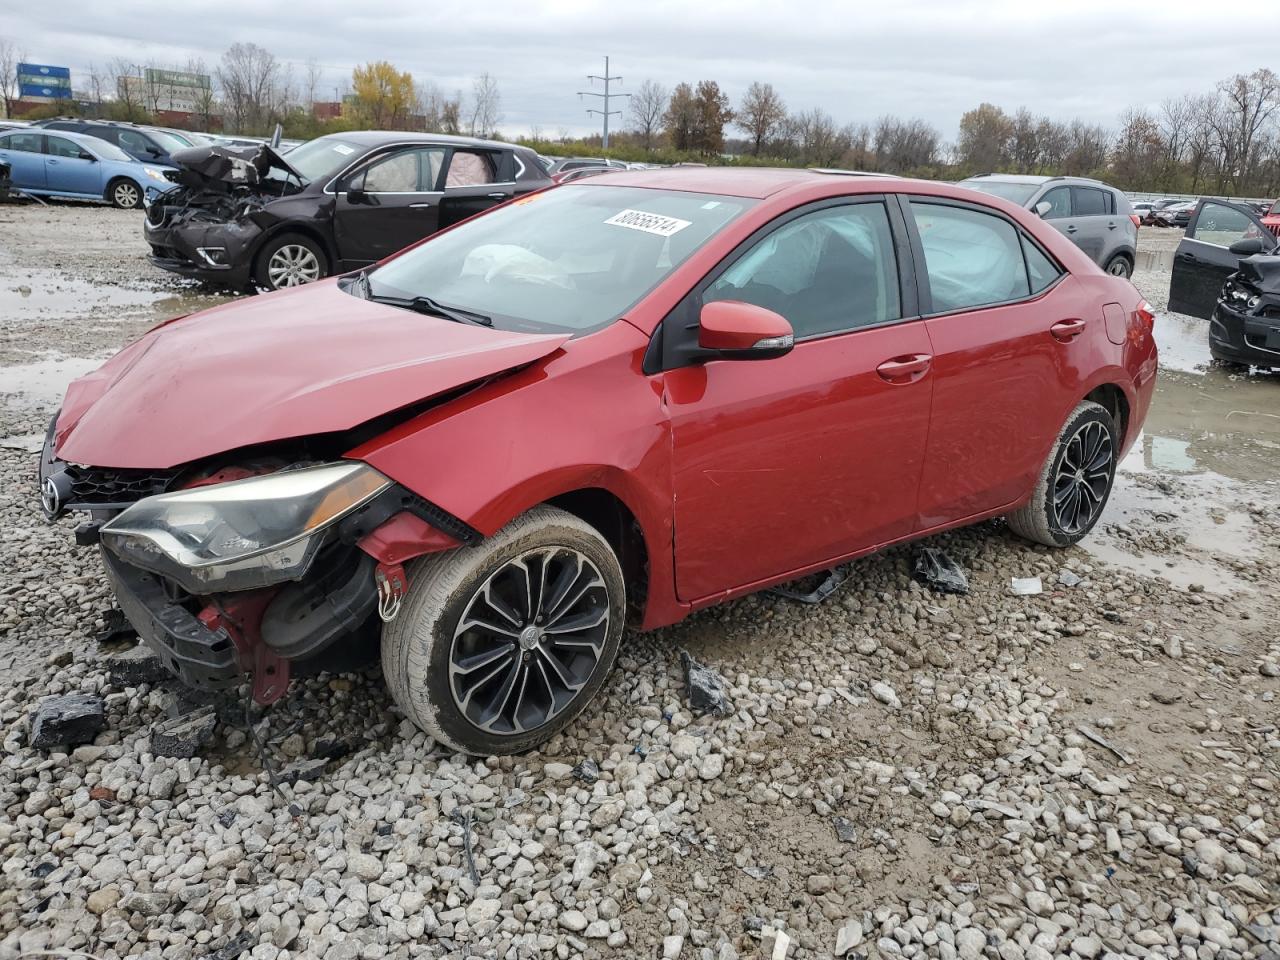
[3,1,1276,140]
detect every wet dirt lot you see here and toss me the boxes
[1,204,1277,960]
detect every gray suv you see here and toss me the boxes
[959,175,1138,278]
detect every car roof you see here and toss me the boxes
[20,129,121,152]
[320,130,527,151]
[580,166,903,199]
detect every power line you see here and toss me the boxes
[577,56,628,150]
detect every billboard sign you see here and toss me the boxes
[123,67,213,114]
[17,63,72,100]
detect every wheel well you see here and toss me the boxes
[254,225,332,275]
[105,176,135,195]
[1085,384,1129,443]
[547,489,649,625]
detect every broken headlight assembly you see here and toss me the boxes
[1222,278,1262,313]
[142,167,171,183]
[100,462,391,594]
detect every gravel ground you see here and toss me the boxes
[1,204,1277,960]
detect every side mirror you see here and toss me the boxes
[79,152,96,162]
[346,186,371,205]
[1034,201,1053,218]
[147,146,163,158]
[1229,237,1266,256]
[698,300,794,360]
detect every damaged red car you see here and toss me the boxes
[41,169,1157,755]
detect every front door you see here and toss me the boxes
[665,197,934,602]
[906,196,1085,525]
[1169,199,1278,319]
[44,135,102,196]
[333,146,447,266]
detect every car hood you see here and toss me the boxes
[169,141,304,190]
[55,281,570,470]
[1237,253,1280,290]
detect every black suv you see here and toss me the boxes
[30,119,187,167]
[143,131,552,291]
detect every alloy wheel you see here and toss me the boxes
[1052,420,1113,535]
[448,547,610,736]
[114,182,139,208]
[1106,258,1131,278]
[267,244,322,288]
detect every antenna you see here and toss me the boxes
[577,56,629,150]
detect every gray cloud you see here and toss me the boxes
[2,0,1275,140]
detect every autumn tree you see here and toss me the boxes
[628,79,668,150]
[737,81,786,155]
[957,102,1013,173]
[351,61,415,129]
[1215,68,1280,191]
[664,83,697,151]
[1112,108,1164,190]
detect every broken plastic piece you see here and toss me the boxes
[94,608,137,645]
[376,562,408,622]
[1010,576,1043,595]
[912,547,969,594]
[679,650,734,717]
[768,566,848,604]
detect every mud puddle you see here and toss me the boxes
[0,268,226,321]
[0,354,105,410]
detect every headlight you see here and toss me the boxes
[101,462,390,593]
[143,167,169,182]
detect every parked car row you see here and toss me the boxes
[0,128,177,207]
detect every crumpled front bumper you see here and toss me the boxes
[143,214,261,288]
[1210,302,1280,368]
[101,548,242,688]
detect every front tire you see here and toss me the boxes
[106,178,142,209]
[1007,401,1118,547]
[382,505,625,755]
[1104,254,1132,278]
[253,233,327,291]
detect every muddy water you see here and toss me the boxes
[1,268,224,323]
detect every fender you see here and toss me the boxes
[347,320,685,628]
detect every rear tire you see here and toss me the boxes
[1104,254,1132,278]
[1006,401,1118,547]
[106,178,142,209]
[253,233,327,291]
[382,505,625,755]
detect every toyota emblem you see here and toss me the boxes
[40,475,63,520]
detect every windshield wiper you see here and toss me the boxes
[369,291,493,327]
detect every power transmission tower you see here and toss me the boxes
[577,56,629,150]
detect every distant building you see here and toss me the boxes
[119,68,215,126]
[312,101,342,121]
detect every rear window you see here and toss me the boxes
[960,179,1041,205]
[1072,187,1108,216]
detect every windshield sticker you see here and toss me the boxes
[604,209,692,237]
[333,144,355,155]
[701,201,721,210]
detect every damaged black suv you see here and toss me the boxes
[144,131,551,292]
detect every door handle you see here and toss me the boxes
[1050,319,1087,342]
[1177,252,1198,263]
[408,202,435,209]
[47,159,58,164]
[876,354,932,383]
[486,192,508,200]
[1065,225,1078,233]
[1107,222,1117,230]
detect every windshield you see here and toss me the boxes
[366,185,755,334]
[959,179,1041,205]
[269,136,357,183]
[146,129,191,154]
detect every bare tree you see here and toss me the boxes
[216,42,287,134]
[109,58,146,121]
[467,73,501,137]
[1216,68,1280,191]
[0,38,26,118]
[1009,108,1040,173]
[304,58,323,113]
[84,62,109,117]
[627,79,668,151]
[736,81,786,155]
[441,91,464,135]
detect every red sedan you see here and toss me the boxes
[42,169,1157,755]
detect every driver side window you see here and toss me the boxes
[47,136,86,159]
[1039,187,1071,220]
[704,202,902,339]
[117,130,150,154]
[1192,202,1261,248]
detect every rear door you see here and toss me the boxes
[437,148,512,228]
[332,145,447,266]
[906,196,1083,524]
[1068,185,1112,263]
[0,132,47,190]
[1169,199,1278,319]
[44,135,102,196]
